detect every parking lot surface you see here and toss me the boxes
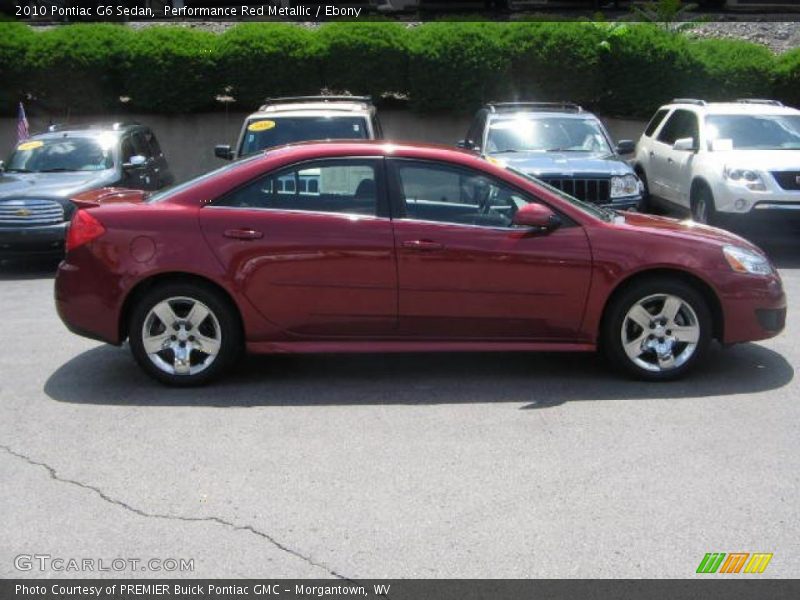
[1,246,798,579]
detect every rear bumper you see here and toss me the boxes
[0,222,67,258]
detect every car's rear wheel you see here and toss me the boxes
[603,278,712,381]
[129,282,242,386]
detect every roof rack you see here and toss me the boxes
[486,101,583,113]
[259,95,373,110]
[670,98,706,106]
[47,121,139,133]
[736,98,784,107]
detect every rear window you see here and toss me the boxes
[643,109,670,137]
[239,116,369,156]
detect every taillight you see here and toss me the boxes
[66,209,106,252]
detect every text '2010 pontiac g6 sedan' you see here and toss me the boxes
[54,142,786,385]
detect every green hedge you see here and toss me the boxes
[0,21,795,118]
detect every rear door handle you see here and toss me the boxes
[667,157,674,164]
[649,151,655,157]
[402,239,444,251]
[224,228,263,240]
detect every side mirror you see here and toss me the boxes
[616,139,635,155]
[512,203,562,233]
[457,139,475,150]
[215,144,233,160]
[673,137,697,152]
[123,155,147,169]
[0,160,5,173]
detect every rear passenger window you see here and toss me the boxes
[644,109,669,137]
[215,160,379,216]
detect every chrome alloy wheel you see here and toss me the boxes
[620,293,701,372]
[141,296,222,376]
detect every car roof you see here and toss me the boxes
[488,111,598,121]
[30,123,144,140]
[664,100,800,115]
[247,104,373,118]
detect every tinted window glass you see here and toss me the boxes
[216,160,378,216]
[6,137,113,173]
[644,109,669,137]
[240,117,369,156]
[394,161,528,228]
[657,110,699,145]
[131,132,152,159]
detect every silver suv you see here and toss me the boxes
[215,96,384,160]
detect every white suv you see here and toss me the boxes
[634,99,800,236]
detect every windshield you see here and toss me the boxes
[6,137,115,173]
[240,116,369,156]
[147,154,262,204]
[507,166,613,222]
[487,116,612,154]
[705,114,800,150]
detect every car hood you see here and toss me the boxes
[489,152,634,177]
[711,149,800,171]
[0,170,117,200]
[616,211,760,251]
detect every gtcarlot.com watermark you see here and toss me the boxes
[14,554,194,573]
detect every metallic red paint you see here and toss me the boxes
[55,141,786,356]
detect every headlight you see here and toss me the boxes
[723,166,766,191]
[610,174,639,198]
[723,245,772,275]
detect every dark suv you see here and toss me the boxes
[459,102,643,210]
[0,122,173,258]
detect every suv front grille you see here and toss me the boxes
[0,199,65,227]
[771,171,800,191]
[539,177,611,204]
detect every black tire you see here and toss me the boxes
[602,278,712,381]
[129,282,242,386]
[691,183,717,225]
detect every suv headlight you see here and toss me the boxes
[610,174,639,198]
[723,166,766,191]
[723,245,772,275]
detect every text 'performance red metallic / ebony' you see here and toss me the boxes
[54,142,786,385]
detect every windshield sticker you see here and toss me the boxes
[248,120,276,132]
[484,156,508,168]
[17,140,44,151]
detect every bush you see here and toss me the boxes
[25,24,130,115]
[688,38,775,101]
[215,24,322,109]
[774,48,800,109]
[500,22,605,106]
[318,22,408,99]
[407,22,511,112]
[122,26,217,113]
[0,22,35,115]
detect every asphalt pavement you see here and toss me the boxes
[0,247,798,579]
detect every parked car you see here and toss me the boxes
[460,102,643,211]
[0,122,173,259]
[55,141,784,385]
[214,96,383,161]
[634,98,800,238]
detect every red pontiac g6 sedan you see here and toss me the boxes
[54,142,786,385]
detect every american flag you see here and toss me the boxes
[17,102,29,142]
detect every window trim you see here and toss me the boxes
[385,157,575,230]
[207,156,391,219]
[644,108,670,138]
[656,109,699,146]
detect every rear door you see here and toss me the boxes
[199,157,398,337]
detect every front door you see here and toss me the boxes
[387,159,593,341]
[199,158,397,337]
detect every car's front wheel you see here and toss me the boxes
[603,278,712,381]
[691,183,717,225]
[129,282,242,386]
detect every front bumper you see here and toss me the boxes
[718,271,786,344]
[0,222,68,258]
[715,203,800,241]
[604,195,643,211]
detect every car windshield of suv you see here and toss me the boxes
[239,116,369,156]
[705,114,800,150]
[5,137,114,173]
[487,117,612,154]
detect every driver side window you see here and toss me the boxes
[392,161,528,228]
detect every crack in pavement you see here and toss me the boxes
[1,444,351,580]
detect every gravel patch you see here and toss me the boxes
[688,21,800,54]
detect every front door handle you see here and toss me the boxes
[224,228,263,240]
[402,239,444,251]
[667,157,674,164]
[649,151,655,158]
